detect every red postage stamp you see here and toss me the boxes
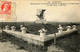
[0,1,11,15]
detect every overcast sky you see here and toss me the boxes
[0,0,80,22]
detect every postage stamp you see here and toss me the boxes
[0,1,11,15]
[0,1,12,21]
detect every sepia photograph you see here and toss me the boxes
[0,0,80,52]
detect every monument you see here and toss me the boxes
[35,9,47,24]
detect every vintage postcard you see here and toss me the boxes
[0,0,80,52]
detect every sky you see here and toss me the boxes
[0,0,80,22]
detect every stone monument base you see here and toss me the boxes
[35,19,47,24]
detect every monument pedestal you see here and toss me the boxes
[21,27,27,34]
[35,19,47,24]
[11,26,16,31]
[5,25,9,30]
